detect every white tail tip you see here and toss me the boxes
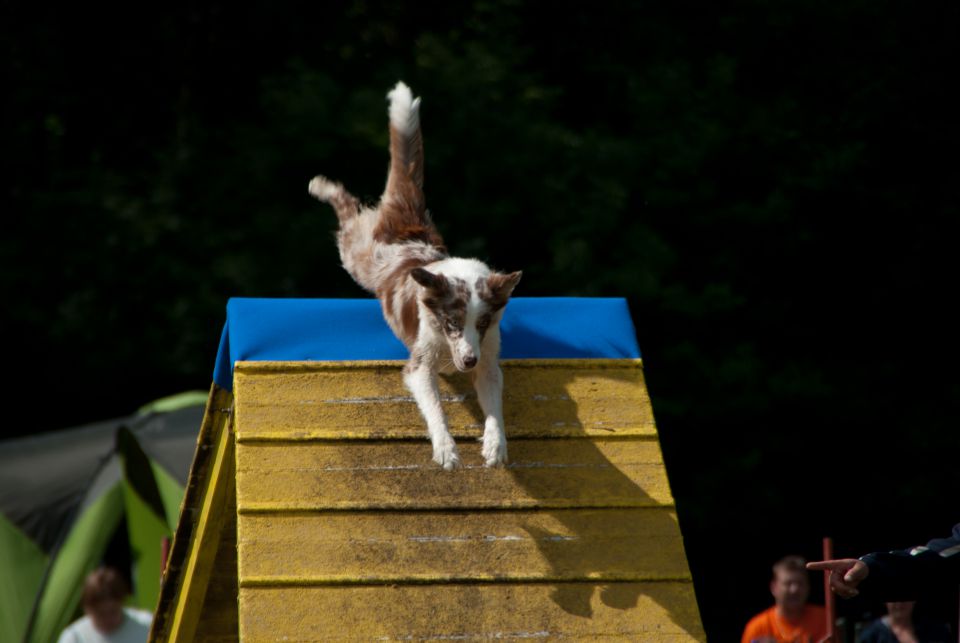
[387,81,420,135]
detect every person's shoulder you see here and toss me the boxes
[56,625,79,643]
[857,618,892,643]
[123,606,153,626]
[916,619,953,640]
[745,605,776,621]
[742,606,776,637]
[56,617,92,643]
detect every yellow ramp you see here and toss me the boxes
[233,358,704,641]
[150,386,238,642]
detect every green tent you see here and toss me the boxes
[0,392,207,643]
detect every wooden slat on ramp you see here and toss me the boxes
[233,359,705,641]
[235,439,674,511]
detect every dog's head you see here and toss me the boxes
[411,266,522,372]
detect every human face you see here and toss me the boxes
[771,569,810,612]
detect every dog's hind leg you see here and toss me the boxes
[308,176,360,225]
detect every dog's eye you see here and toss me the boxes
[444,319,460,333]
[477,315,491,332]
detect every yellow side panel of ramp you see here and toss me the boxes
[150,386,239,643]
[233,359,704,641]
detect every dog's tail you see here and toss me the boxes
[382,82,427,215]
[386,82,424,195]
[308,175,360,224]
[375,81,444,249]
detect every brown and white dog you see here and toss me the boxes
[308,81,521,470]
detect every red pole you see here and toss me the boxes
[823,537,836,642]
[160,536,171,580]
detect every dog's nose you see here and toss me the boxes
[463,355,478,369]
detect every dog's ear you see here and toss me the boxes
[488,271,522,297]
[410,267,448,292]
[483,271,522,309]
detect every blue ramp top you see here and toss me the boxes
[213,297,640,390]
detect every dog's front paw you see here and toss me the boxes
[481,434,508,467]
[433,440,461,471]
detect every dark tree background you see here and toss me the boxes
[3,1,958,639]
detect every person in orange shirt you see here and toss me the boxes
[742,555,829,643]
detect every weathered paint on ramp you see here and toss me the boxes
[232,359,704,641]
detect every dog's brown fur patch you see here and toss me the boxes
[375,197,446,249]
[414,273,472,336]
[375,124,446,251]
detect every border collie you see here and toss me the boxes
[308,81,521,470]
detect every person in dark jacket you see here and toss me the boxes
[807,523,960,600]
[858,601,951,643]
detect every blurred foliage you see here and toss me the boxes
[2,0,958,638]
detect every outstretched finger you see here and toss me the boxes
[806,560,850,572]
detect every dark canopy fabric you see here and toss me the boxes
[0,405,201,552]
[2,419,120,554]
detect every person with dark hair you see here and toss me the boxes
[57,567,152,643]
[807,522,960,600]
[858,601,952,643]
[741,555,829,643]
